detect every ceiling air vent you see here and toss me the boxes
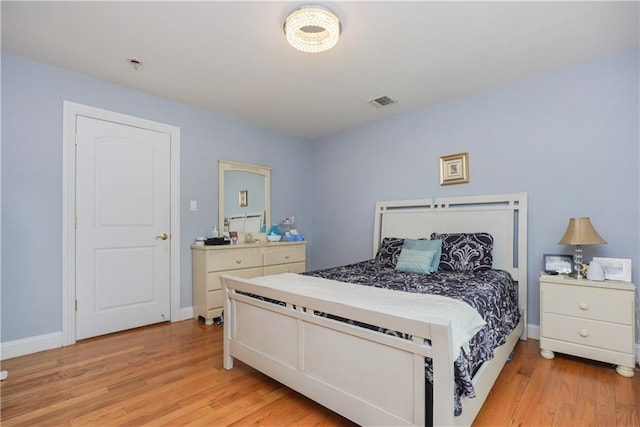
[368,95,396,108]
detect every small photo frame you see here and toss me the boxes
[239,190,248,207]
[439,152,469,185]
[592,257,632,282]
[544,253,574,274]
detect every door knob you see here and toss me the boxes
[156,233,168,240]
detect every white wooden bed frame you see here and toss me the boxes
[222,193,528,426]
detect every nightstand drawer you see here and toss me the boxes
[542,283,633,324]
[542,313,634,354]
[263,245,306,266]
[206,248,262,271]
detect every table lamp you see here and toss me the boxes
[558,217,606,279]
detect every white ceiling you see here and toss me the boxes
[2,1,638,139]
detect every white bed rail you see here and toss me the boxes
[222,275,457,426]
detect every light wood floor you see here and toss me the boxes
[1,319,638,426]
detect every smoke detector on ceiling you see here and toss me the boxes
[368,95,396,108]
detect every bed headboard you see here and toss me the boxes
[373,192,528,338]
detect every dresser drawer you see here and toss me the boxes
[542,283,633,324]
[206,306,223,319]
[263,245,306,266]
[206,267,263,291]
[542,313,634,354]
[207,289,223,311]
[206,248,262,271]
[264,261,306,276]
[193,243,306,325]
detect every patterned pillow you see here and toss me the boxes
[395,239,437,274]
[375,237,405,268]
[430,232,494,272]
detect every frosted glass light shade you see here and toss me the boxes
[284,5,341,53]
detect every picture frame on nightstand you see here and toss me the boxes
[543,253,574,275]
[592,257,632,282]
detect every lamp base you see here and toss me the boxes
[573,245,584,280]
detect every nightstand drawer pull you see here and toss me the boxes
[579,302,589,310]
[579,329,589,337]
[236,259,242,264]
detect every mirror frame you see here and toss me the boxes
[218,160,271,234]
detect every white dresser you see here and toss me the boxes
[192,241,306,325]
[539,273,636,377]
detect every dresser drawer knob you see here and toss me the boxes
[236,259,242,264]
[579,329,589,337]
[285,255,290,259]
[578,302,588,310]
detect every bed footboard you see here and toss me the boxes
[222,275,458,426]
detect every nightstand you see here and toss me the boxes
[539,273,636,377]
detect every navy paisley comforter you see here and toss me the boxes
[303,259,520,416]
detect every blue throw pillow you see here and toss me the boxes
[403,238,442,272]
[395,238,442,274]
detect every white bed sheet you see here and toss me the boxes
[245,272,486,360]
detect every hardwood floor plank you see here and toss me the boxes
[595,366,618,427]
[573,361,597,426]
[1,320,638,427]
[502,343,556,425]
[2,388,110,426]
[471,341,531,425]
[616,405,640,427]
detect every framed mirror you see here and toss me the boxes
[218,160,271,236]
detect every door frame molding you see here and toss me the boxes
[62,101,181,346]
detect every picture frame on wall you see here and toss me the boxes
[439,152,469,185]
[592,257,632,282]
[544,253,574,275]
[239,189,248,207]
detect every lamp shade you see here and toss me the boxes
[558,217,606,245]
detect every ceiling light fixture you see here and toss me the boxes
[284,4,341,53]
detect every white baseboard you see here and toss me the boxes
[178,306,194,321]
[1,332,63,360]
[2,307,195,361]
[527,323,540,340]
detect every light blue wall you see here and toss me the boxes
[309,49,640,333]
[2,48,638,345]
[1,53,313,342]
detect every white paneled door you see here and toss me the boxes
[75,116,171,340]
